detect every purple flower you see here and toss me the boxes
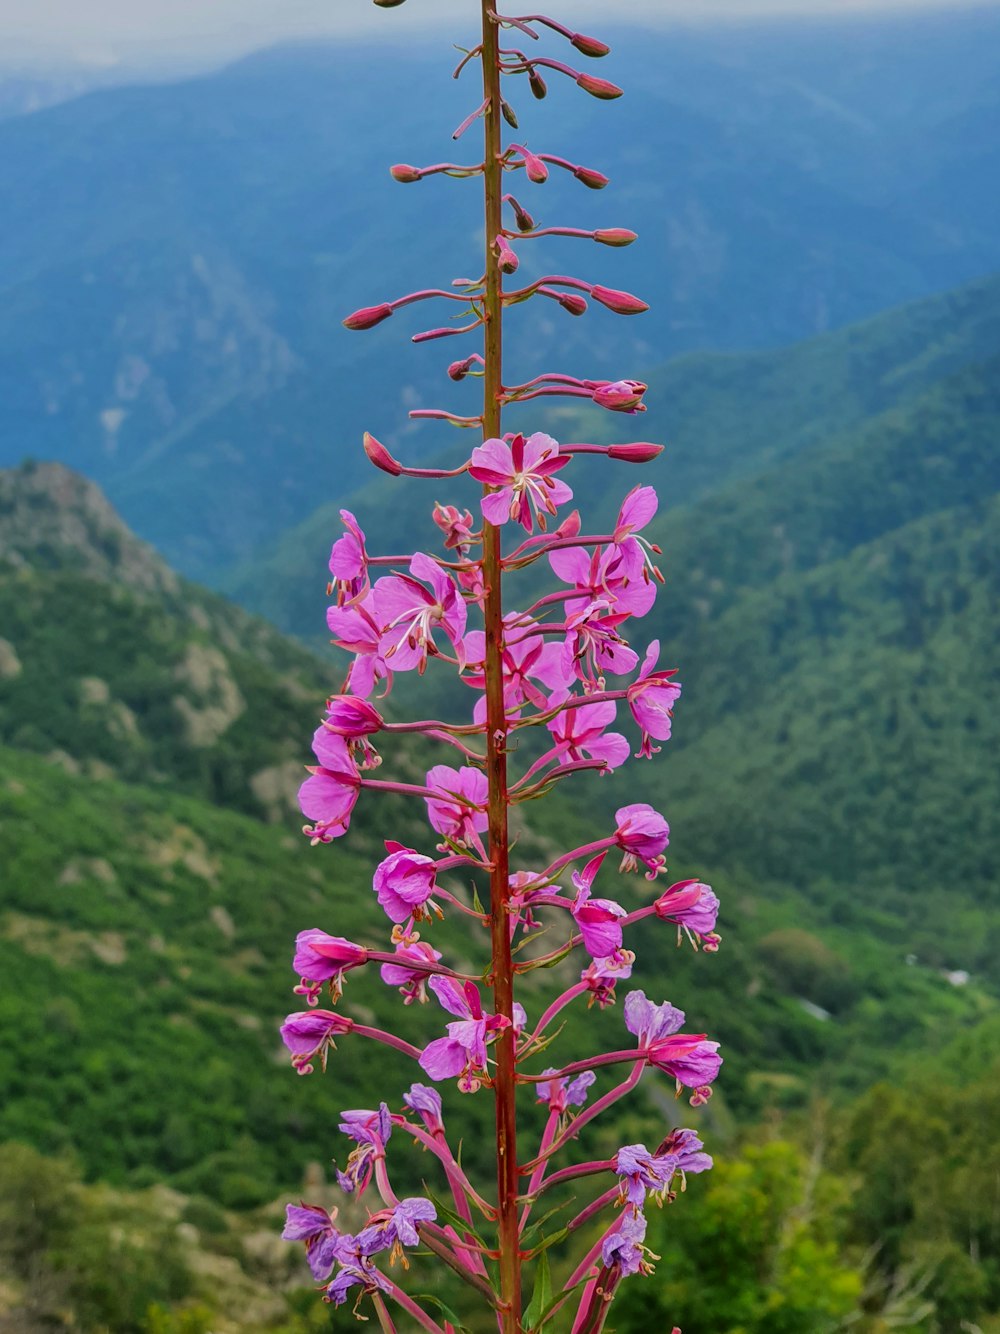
[655,878,721,951]
[280,1009,351,1075]
[293,930,368,1005]
[325,1259,390,1307]
[282,1202,343,1282]
[615,1143,680,1208]
[373,842,439,923]
[657,1127,714,1180]
[536,1068,596,1115]
[614,803,669,876]
[299,726,362,844]
[623,990,685,1044]
[627,641,681,759]
[469,431,573,532]
[602,1210,652,1277]
[648,1036,723,1103]
[335,1104,391,1195]
[373,552,467,673]
[424,764,488,847]
[402,1082,445,1134]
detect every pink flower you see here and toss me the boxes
[328,510,368,604]
[549,545,655,618]
[628,642,681,758]
[432,502,476,551]
[469,432,573,532]
[614,803,669,876]
[562,601,639,691]
[648,1036,722,1103]
[582,949,634,1008]
[424,765,488,848]
[547,696,630,772]
[571,854,626,958]
[281,1009,351,1074]
[293,930,369,1005]
[373,552,467,673]
[323,696,383,738]
[299,727,361,844]
[325,595,390,699]
[654,879,720,951]
[418,979,512,1093]
[536,1068,596,1114]
[373,842,439,924]
[464,623,573,721]
[380,939,443,1004]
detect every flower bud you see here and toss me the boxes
[554,509,582,539]
[324,696,384,737]
[593,380,647,412]
[573,165,609,190]
[608,442,664,463]
[343,303,393,331]
[521,148,548,184]
[501,99,519,129]
[496,234,519,274]
[594,228,637,247]
[509,196,535,232]
[363,432,403,476]
[571,31,611,58]
[529,69,548,100]
[448,355,474,381]
[390,163,422,183]
[576,73,623,100]
[373,0,406,6]
[557,292,588,316]
[591,285,649,315]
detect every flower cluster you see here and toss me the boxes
[276,6,724,1331]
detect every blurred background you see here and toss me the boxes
[1,1,998,1330]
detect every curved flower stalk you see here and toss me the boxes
[277,5,724,1331]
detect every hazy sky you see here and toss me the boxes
[2,0,996,66]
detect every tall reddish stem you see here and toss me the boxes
[481,4,522,1329]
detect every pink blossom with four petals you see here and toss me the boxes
[470,431,573,532]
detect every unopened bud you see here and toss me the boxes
[576,73,623,100]
[573,165,609,190]
[571,31,611,58]
[607,442,664,463]
[448,356,474,381]
[509,196,535,232]
[554,509,582,539]
[496,235,519,275]
[590,285,649,315]
[373,0,406,6]
[593,379,647,412]
[343,303,393,331]
[529,69,548,100]
[390,163,422,183]
[594,228,637,247]
[501,99,519,129]
[521,148,548,184]
[557,293,588,316]
[363,432,403,475]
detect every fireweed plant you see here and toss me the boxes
[280,3,722,1331]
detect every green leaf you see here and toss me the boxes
[524,1250,553,1330]
[523,1225,570,1261]
[422,1186,491,1248]
[520,1200,574,1253]
[412,1293,475,1332]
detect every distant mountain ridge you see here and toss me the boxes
[2,10,1000,575]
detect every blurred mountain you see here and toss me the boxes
[2,9,999,576]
